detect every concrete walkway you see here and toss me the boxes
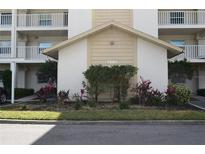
[190,95,205,110]
[15,95,38,102]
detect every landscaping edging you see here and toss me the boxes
[1,119,205,125]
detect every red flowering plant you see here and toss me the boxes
[36,82,57,102]
[132,77,165,106]
[165,85,178,105]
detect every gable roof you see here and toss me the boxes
[43,21,183,59]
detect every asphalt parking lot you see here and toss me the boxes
[0,122,205,145]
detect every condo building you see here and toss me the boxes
[0,9,204,102]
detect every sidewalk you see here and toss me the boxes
[1,119,205,125]
[15,95,38,102]
[190,95,205,110]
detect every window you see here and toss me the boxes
[39,42,52,53]
[39,14,52,26]
[170,12,184,24]
[1,13,12,25]
[170,40,185,47]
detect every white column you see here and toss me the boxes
[11,9,17,58]
[10,62,16,104]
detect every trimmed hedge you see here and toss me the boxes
[15,88,34,99]
[197,89,205,97]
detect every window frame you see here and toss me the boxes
[170,11,185,24]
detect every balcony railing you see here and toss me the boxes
[0,47,11,58]
[16,46,48,60]
[0,14,12,27]
[0,46,48,61]
[17,13,68,28]
[158,11,205,25]
[171,45,205,61]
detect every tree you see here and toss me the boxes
[2,69,12,93]
[168,59,196,83]
[37,60,57,83]
[83,65,137,103]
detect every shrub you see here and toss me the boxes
[36,83,56,102]
[37,60,57,83]
[168,59,196,83]
[88,101,96,108]
[72,93,82,110]
[132,77,165,106]
[74,101,81,110]
[147,89,165,106]
[2,70,11,93]
[15,88,34,99]
[83,65,137,103]
[119,101,129,110]
[166,84,191,105]
[58,90,70,104]
[127,96,139,105]
[197,89,205,97]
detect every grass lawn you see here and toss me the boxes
[0,109,205,120]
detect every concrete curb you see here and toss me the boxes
[1,119,205,125]
[189,102,205,111]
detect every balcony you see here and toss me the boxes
[0,14,12,29]
[158,11,205,27]
[170,45,205,62]
[0,46,49,61]
[0,47,11,58]
[17,13,68,29]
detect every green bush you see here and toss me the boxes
[127,96,139,105]
[197,89,205,97]
[74,101,82,110]
[88,101,96,108]
[166,84,191,105]
[119,102,129,110]
[15,88,34,99]
[2,69,11,93]
[84,65,137,103]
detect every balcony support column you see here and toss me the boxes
[11,9,17,58]
[10,62,16,104]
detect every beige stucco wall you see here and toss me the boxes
[88,27,136,66]
[133,9,158,37]
[137,38,168,91]
[68,9,92,38]
[58,39,87,96]
[93,9,133,27]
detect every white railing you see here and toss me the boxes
[158,11,205,25]
[17,13,68,28]
[171,45,205,61]
[0,47,11,58]
[0,14,12,27]
[16,46,48,60]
